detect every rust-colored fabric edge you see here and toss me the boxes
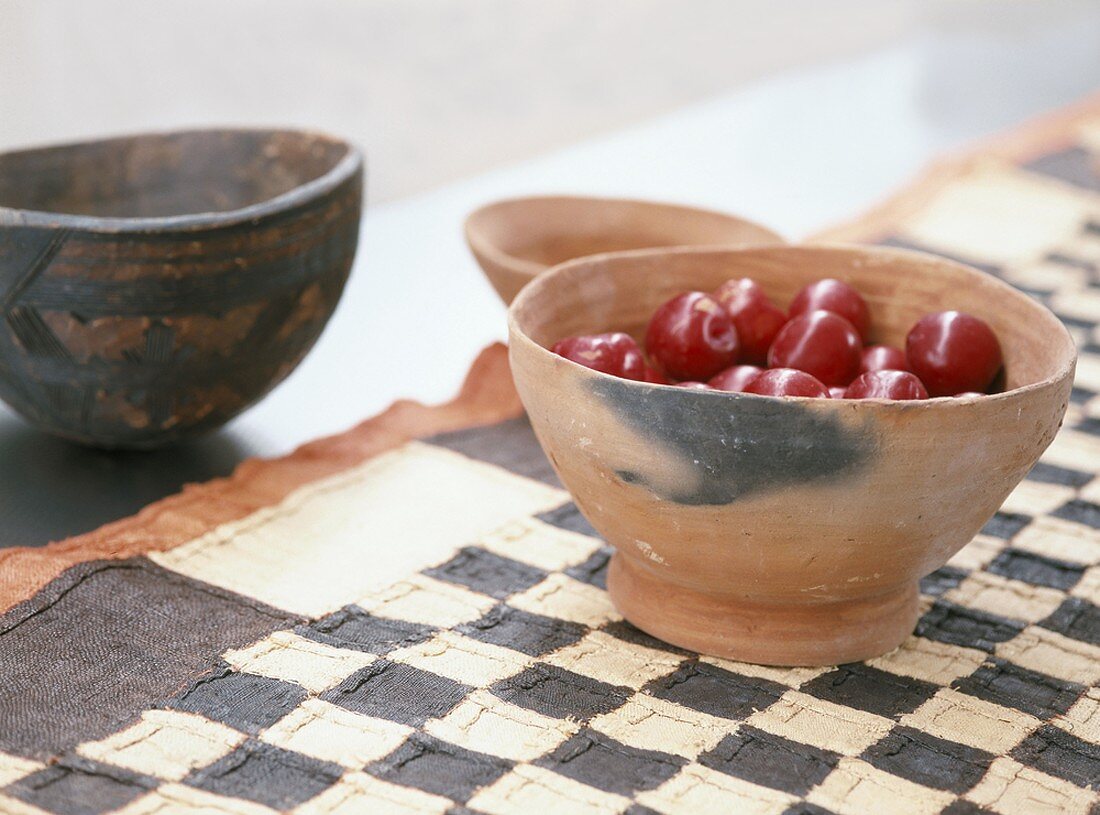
[815,90,1100,244]
[0,342,522,613]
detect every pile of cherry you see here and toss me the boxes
[551,277,1004,399]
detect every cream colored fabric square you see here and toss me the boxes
[543,630,683,689]
[1000,479,1078,518]
[636,765,794,815]
[947,535,1005,572]
[1055,687,1100,743]
[1002,259,1088,293]
[1040,429,1100,473]
[1051,288,1100,325]
[152,443,565,617]
[996,625,1100,684]
[746,691,894,757]
[0,752,42,788]
[1013,516,1100,566]
[477,517,601,572]
[293,772,452,815]
[425,690,577,761]
[223,631,375,693]
[966,757,1097,815]
[699,656,826,688]
[77,710,244,781]
[1071,565,1100,601]
[467,765,629,815]
[1081,476,1100,505]
[900,688,1040,753]
[807,757,954,815]
[900,166,1094,265]
[507,573,619,627]
[387,631,531,686]
[260,698,411,767]
[357,574,496,627]
[115,784,278,814]
[1071,350,1100,394]
[868,636,987,685]
[942,573,1067,624]
[588,693,731,760]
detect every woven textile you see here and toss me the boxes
[2,99,1100,814]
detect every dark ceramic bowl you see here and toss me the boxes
[0,128,363,448]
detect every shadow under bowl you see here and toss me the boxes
[508,244,1076,665]
[466,195,783,304]
[0,128,364,448]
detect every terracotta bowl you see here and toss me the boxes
[0,128,363,448]
[509,245,1076,665]
[466,195,782,304]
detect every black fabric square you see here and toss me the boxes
[981,512,1031,540]
[489,664,629,721]
[699,726,839,796]
[424,547,547,600]
[645,661,786,721]
[861,726,994,793]
[367,733,511,803]
[1025,146,1100,192]
[565,548,611,589]
[301,605,434,655]
[987,549,1084,590]
[624,806,666,815]
[1070,386,1096,405]
[172,666,307,734]
[427,416,561,487]
[458,604,587,656]
[939,802,994,815]
[321,660,470,726]
[601,620,690,656]
[1074,416,1100,437]
[1052,499,1100,530]
[921,566,969,597]
[536,729,685,795]
[5,757,155,815]
[800,665,938,719]
[1010,724,1100,790]
[1040,597,1100,645]
[781,805,841,815]
[1026,462,1095,488]
[185,740,342,809]
[916,600,1026,651]
[536,502,598,537]
[953,658,1085,719]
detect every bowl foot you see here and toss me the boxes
[607,553,920,666]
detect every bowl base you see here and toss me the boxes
[607,553,920,667]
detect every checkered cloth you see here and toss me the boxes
[2,100,1100,815]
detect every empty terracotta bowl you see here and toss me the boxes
[466,195,782,304]
[0,128,363,448]
[509,245,1075,665]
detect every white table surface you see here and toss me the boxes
[2,37,1098,546]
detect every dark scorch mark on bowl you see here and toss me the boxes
[590,377,875,505]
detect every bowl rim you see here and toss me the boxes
[508,242,1077,406]
[0,127,364,233]
[465,193,786,278]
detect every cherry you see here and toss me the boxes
[713,277,768,311]
[844,370,929,400]
[643,366,670,385]
[714,278,787,365]
[708,364,764,393]
[828,386,848,399]
[645,292,739,381]
[674,381,710,390]
[551,332,647,380]
[743,368,830,398]
[767,310,862,386]
[906,311,1002,397]
[789,278,870,338]
[955,391,985,398]
[861,344,909,374]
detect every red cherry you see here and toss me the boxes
[645,292,739,381]
[643,366,670,385]
[955,391,985,398]
[767,310,862,386]
[844,370,929,400]
[708,364,764,393]
[905,311,1003,397]
[790,279,870,338]
[861,345,909,374]
[714,277,769,311]
[714,278,787,365]
[552,332,647,380]
[673,381,710,390]
[828,386,848,399]
[743,368,830,398]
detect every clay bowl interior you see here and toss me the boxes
[0,129,363,448]
[466,195,783,304]
[509,245,1075,665]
